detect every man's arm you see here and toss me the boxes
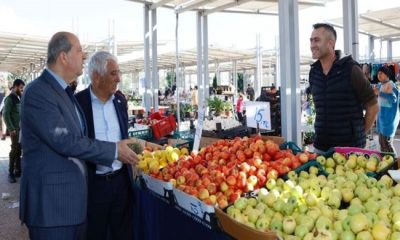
[364,101,379,132]
[2,96,15,131]
[22,87,137,165]
[350,65,379,132]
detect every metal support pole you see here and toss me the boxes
[151,8,159,112]
[278,0,301,145]
[343,0,359,60]
[196,12,203,110]
[255,33,262,97]
[203,14,209,101]
[387,40,392,61]
[143,4,152,113]
[175,13,181,130]
[368,35,375,61]
[233,60,237,94]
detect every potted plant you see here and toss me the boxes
[223,102,233,117]
[303,96,315,145]
[180,103,194,120]
[207,97,225,116]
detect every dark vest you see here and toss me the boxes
[309,54,366,151]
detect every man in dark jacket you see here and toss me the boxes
[246,84,255,101]
[75,51,134,240]
[3,79,25,183]
[309,23,378,153]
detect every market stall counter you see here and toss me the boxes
[129,105,170,116]
[133,185,232,240]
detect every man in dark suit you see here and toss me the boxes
[19,32,138,240]
[75,51,133,240]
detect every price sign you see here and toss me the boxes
[245,101,271,130]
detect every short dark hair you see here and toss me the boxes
[313,23,337,40]
[378,66,391,77]
[13,79,25,87]
[47,32,73,65]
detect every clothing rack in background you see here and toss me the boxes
[360,60,400,84]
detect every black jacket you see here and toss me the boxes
[309,52,366,151]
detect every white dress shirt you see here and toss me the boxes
[90,88,123,174]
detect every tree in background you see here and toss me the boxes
[237,73,244,93]
[212,74,217,89]
[166,71,175,89]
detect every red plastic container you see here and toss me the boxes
[151,115,177,139]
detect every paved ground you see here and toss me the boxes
[0,133,400,240]
[0,137,28,240]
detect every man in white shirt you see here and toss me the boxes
[75,51,133,240]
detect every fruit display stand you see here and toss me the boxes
[215,207,278,240]
[131,137,232,240]
[317,147,397,179]
[173,187,218,230]
[141,174,174,203]
[133,185,232,240]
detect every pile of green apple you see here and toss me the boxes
[316,152,394,175]
[227,164,400,240]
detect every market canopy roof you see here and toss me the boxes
[0,32,313,76]
[127,0,329,15]
[0,32,164,75]
[120,47,314,74]
[328,7,400,40]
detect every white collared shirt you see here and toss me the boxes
[90,87,122,174]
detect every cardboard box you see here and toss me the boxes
[250,134,285,145]
[141,174,173,203]
[173,188,216,229]
[129,137,164,151]
[215,208,279,240]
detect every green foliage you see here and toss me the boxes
[223,102,232,111]
[304,95,316,144]
[237,73,244,93]
[180,103,193,113]
[207,96,225,114]
[166,71,175,88]
[212,74,218,89]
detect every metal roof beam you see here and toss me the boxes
[175,0,217,14]
[220,9,278,15]
[326,21,379,38]
[151,0,174,9]
[360,14,400,31]
[203,0,253,15]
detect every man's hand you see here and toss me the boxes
[10,130,17,137]
[117,139,139,165]
[364,101,379,133]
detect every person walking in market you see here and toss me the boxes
[3,79,25,183]
[308,23,378,154]
[75,51,134,240]
[374,66,400,155]
[246,84,255,101]
[19,31,138,240]
[236,92,245,124]
[0,88,6,140]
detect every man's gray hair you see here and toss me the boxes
[87,51,118,79]
[47,32,73,65]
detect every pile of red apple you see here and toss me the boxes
[149,136,316,208]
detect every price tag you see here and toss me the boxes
[245,101,271,130]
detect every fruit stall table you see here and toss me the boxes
[129,105,170,116]
[132,185,233,240]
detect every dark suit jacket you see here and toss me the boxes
[75,87,134,190]
[20,69,116,227]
